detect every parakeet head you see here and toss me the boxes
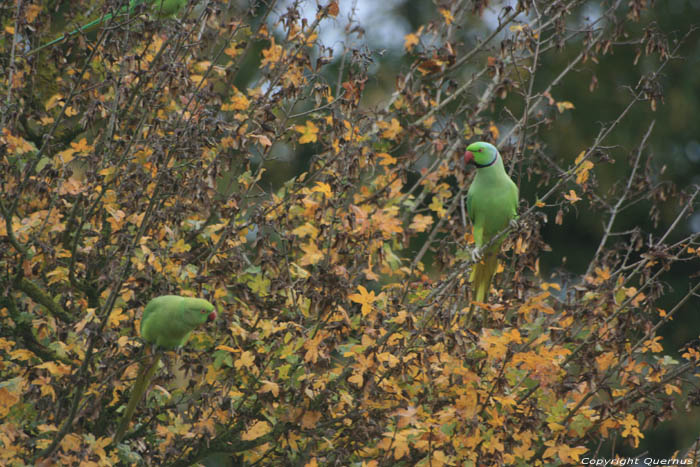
[182,298,217,327]
[464,141,499,168]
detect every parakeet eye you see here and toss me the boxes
[201,309,207,313]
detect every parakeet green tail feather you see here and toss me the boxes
[470,252,499,303]
[113,351,160,443]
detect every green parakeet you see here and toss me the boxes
[140,295,217,349]
[113,295,216,443]
[464,142,519,303]
[25,0,188,57]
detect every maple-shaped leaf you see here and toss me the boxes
[258,380,280,397]
[404,27,423,52]
[241,420,271,441]
[409,214,433,232]
[300,411,321,429]
[261,37,283,68]
[234,351,255,370]
[379,118,402,140]
[348,285,382,316]
[564,189,581,204]
[621,413,644,447]
[299,240,324,266]
[295,120,319,144]
[439,8,454,24]
[311,181,332,198]
[292,222,319,238]
[222,91,250,111]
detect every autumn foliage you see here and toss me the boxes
[1,0,699,465]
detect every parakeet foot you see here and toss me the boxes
[509,218,520,231]
[471,247,483,262]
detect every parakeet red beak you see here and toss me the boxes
[464,150,475,165]
[208,310,217,322]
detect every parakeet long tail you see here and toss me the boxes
[469,252,499,303]
[113,351,160,444]
[24,0,153,57]
[25,13,114,57]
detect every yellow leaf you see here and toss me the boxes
[25,4,42,23]
[595,352,615,372]
[409,214,433,233]
[9,349,35,361]
[234,351,255,369]
[45,93,64,111]
[379,118,402,140]
[60,433,82,452]
[299,240,324,266]
[404,33,419,51]
[172,238,191,254]
[108,307,129,328]
[348,285,380,316]
[55,148,76,165]
[34,361,72,376]
[563,190,581,204]
[46,266,69,285]
[241,420,271,441]
[71,138,92,154]
[222,91,250,111]
[311,181,332,198]
[295,120,319,144]
[489,123,500,140]
[224,45,241,58]
[300,410,321,429]
[292,223,318,238]
[621,414,644,448]
[439,8,454,25]
[422,115,436,128]
[348,371,363,387]
[377,152,397,166]
[261,37,284,69]
[575,160,594,185]
[556,101,575,113]
[258,380,280,397]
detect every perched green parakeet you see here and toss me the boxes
[140,295,217,349]
[25,0,188,57]
[113,295,216,443]
[464,142,519,303]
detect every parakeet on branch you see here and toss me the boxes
[464,142,519,303]
[113,294,216,443]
